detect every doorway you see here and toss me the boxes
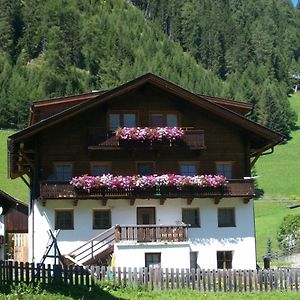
[137,207,156,225]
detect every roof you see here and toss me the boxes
[29,88,252,126]
[0,190,28,215]
[8,73,283,178]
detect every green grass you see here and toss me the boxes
[0,129,29,202]
[254,199,299,262]
[255,92,300,199]
[0,284,299,300]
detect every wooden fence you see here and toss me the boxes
[0,261,300,292]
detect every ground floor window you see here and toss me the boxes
[217,251,233,269]
[182,208,200,227]
[55,210,74,230]
[93,210,111,229]
[145,253,161,268]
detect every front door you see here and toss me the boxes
[137,207,156,242]
[137,207,156,225]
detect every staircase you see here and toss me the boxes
[64,226,115,266]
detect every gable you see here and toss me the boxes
[8,73,283,179]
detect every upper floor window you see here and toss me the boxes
[55,210,74,230]
[218,208,236,227]
[137,162,154,176]
[91,163,110,176]
[150,113,178,127]
[180,163,197,176]
[108,113,136,131]
[145,253,161,268]
[216,162,232,179]
[55,163,72,181]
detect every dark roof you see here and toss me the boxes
[29,89,252,126]
[0,190,28,215]
[8,73,283,178]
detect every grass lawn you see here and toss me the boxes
[255,92,300,199]
[254,199,299,262]
[0,129,29,203]
[0,284,300,300]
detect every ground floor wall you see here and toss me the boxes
[29,197,256,269]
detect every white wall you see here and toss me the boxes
[31,197,256,269]
[0,215,4,260]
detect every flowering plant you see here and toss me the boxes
[115,127,185,141]
[70,174,227,193]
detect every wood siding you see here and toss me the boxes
[35,85,249,191]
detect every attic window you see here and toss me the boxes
[108,113,136,130]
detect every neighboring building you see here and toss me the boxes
[7,73,282,269]
[0,190,28,261]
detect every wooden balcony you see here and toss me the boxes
[39,179,255,201]
[115,225,189,243]
[88,127,205,150]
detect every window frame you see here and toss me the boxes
[215,161,233,179]
[90,162,111,176]
[218,207,236,227]
[217,250,233,269]
[149,111,180,127]
[179,162,199,176]
[107,111,138,131]
[182,208,200,228]
[53,162,73,181]
[55,209,74,230]
[145,252,161,268]
[93,209,112,230]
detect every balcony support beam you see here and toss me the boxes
[187,198,193,205]
[102,198,108,206]
[160,198,166,205]
[129,198,136,206]
[73,199,78,206]
[214,197,222,205]
[243,197,251,204]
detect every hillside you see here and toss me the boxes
[0,0,297,138]
[256,92,300,199]
[0,130,28,202]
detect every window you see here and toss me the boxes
[182,208,200,227]
[55,210,74,230]
[137,162,154,176]
[218,208,235,227]
[145,253,161,268]
[108,113,136,130]
[91,163,109,176]
[180,163,197,176]
[150,113,178,127]
[217,251,233,269]
[93,210,111,229]
[55,163,72,181]
[216,162,232,179]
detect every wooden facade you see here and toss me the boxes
[8,73,283,200]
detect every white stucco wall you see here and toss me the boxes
[30,197,256,269]
[0,215,4,260]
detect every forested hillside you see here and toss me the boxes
[0,0,298,137]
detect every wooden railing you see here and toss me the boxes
[40,179,255,200]
[115,225,189,243]
[87,127,205,150]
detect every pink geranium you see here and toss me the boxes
[70,174,227,192]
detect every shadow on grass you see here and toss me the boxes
[0,283,126,300]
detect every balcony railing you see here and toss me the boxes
[39,179,255,200]
[115,225,189,243]
[88,127,205,150]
